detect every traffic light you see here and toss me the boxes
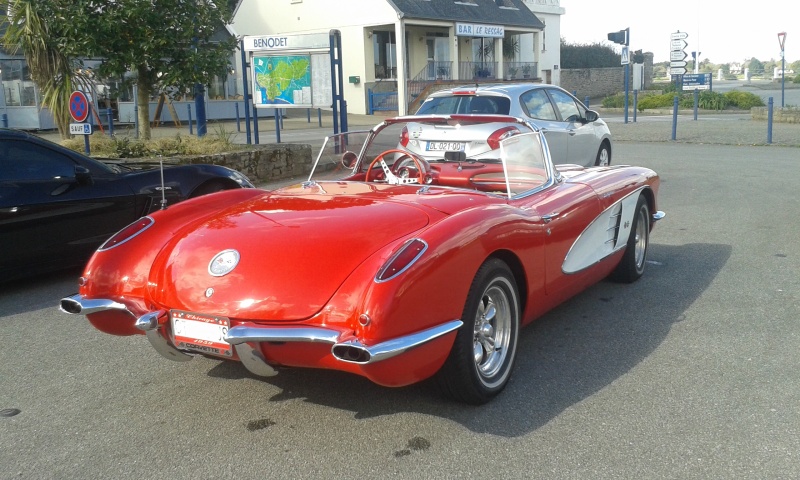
[607,28,629,46]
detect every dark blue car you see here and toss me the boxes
[0,129,254,281]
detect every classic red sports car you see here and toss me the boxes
[60,115,664,404]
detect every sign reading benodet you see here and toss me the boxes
[243,33,330,51]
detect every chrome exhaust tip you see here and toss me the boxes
[332,344,372,364]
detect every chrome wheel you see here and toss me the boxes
[436,258,520,404]
[472,281,514,387]
[633,205,649,271]
[610,194,650,283]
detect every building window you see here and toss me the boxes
[373,31,397,79]
[0,59,36,107]
[541,20,546,52]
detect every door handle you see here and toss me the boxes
[542,212,560,223]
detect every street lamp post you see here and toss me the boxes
[778,32,786,108]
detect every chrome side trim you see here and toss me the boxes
[59,294,130,316]
[332,319,463,364]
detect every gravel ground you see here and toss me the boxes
[605,113,800,147]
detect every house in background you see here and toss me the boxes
[228,0,565,115]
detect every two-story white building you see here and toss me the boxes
[228,0,565,115]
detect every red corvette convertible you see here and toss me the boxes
[60,115,664,404]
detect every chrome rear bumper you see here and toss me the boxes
[59,293,463,378]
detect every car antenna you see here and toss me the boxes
[158,155,167,210]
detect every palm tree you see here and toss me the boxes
[3,0,89,139]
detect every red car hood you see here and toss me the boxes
[149,189,430,320]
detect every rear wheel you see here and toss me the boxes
[610,194,650,283]
[594,143,611,167]
[436,258,520,405]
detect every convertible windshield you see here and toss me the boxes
[308,116,553,198]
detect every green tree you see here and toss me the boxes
[75,0,236,139]
[2,0,90,139]
[5,0,235,140]
[560,39,620,68]
[747,58,765,77]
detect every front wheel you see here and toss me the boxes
[435,258,520,405]
[610,194,650,283]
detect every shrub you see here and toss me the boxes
[602,93,625,108]
[793,74,800,84]
[697,91,728,110]
[723,91,764,109]
[60,125,245,158]
[637,93,678,111]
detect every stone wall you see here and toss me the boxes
[560,52,655,102]
[751,106,800,123]
[162,143,313,183]
[560,67,624,101]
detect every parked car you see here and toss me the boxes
[414,83,612,167]
[60,115,663,404]
[0,128,254,281]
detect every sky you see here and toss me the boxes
[558,0,796,64]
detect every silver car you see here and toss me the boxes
[413,83,612,167]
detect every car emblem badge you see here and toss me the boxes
[205,288,214,298]
[208,249,240,277]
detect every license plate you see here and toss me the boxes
[171,310,233,357]
[426,141,465,152]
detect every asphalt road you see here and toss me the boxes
[2,141,799,479]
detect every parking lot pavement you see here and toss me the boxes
[2,141,799,478]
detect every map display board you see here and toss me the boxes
[252,55,312,108]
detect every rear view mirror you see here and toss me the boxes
[341,151,358,169]
[585,110,599,123]
[75,165,94,185]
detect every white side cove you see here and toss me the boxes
[562,188,644,274]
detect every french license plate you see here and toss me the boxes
[171,310,232,357]
[426,141,465,152]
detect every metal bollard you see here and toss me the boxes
[106,108,114,136]
[767,97,773,144]
[633,90,638,123]
[253,106,259,145]
[584,96,590,109]
[693,89,699,121]
[671,96,679,140]
[1,114,7,128]
[235,102,241,132]
[274,108,281,143]
[187,104,193,135]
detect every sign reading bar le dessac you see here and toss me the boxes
[456,23,504,38]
